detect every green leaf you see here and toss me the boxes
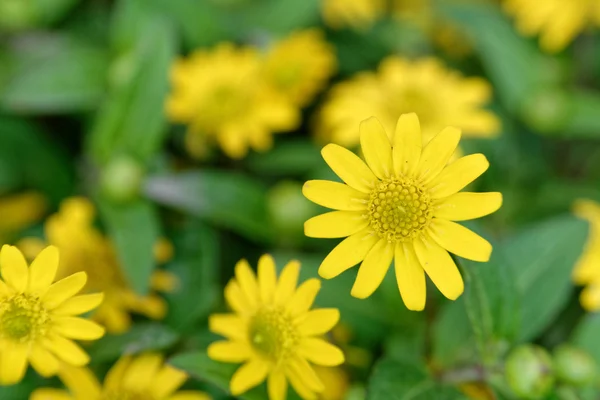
[97,198,160,294]
[245,139,324,178]
[368,358,464,399]
[87,322,179,363]
[572,314,600,366]
[0,34,108,113]
[432,299,476,368]
[145,170,273,244]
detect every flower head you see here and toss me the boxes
[263,29,337,107]
[166,43,299,159]
[303,114,502,310]
[321,0,385,30]
[572,199,600,311]
[503,0,600,52]
[317,57,499,147]
[31,353,211,400]
[0,245,104,384]
[208,255,344,400]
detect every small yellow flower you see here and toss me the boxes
[208,255,345,400]
[503,0,600,53]
[321,0,385,30]
[30,353,211,400]
[166,43,299,159]
[263,29,337,107]
[0,245,104,385]
[317,57,500,147]
[0,192,46,237]
[303,114,502,310]
[572,199,600,311]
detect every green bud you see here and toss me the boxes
[505,345,555,399]
[100,156,145,203]
[553,345,596,386]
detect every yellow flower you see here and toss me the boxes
[30,353,211,400]
[303,114,502,310]
[263,29,337,107]
[503,0,600,52]
[0,245,104,385]
[317,57,500,147]
[321,0,385,30]
[208,255,345,400]
[572,199,600,311]
[313,366,350,400]
[41,197,171,334]
[0,191,46,237]
[166,43,299,159]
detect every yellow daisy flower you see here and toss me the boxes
[166,43,299,159]
[263,29,337,107]
[317,57,500,147]
[503,0,600,53]
[303,114,502,310]
[31,353,211,400]
[321,0,385,30]
[572,199,600,311]
[208,255,345,400]
[0,245,104,385]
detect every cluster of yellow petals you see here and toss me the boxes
[572,199,600,311]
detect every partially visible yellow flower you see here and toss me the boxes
[263,29,337,107]
[572,199,600,311]
[317,57,500,147]
[313,366,350,400]
[503,0,600,52]
[208,255,345,400]
[31,353,211,400]
[166,43,299,159]
[0,245,104,385]
[0,191,46,237]
[303,114,502,310]
[321,0,385,30]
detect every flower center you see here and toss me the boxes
[248,306,299,363]
[201,84,249,126]
[0,294,50,342]
[367,177,433,242]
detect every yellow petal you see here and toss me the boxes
[122,353,163,391]
[28,245,59,295]
[394,242,426,311]
[305,211,368,238]
[434,192,502,221]
[230,359,270,395]
[43,272,87,309]
[168,392,212,400]
[417,127,461,185]
[30,389,74,400]
[273,260,300,305]
[208,341,252,363]
[298,338,345,366]
[297,309,340,336]
[285,366,317,400]
[427,154,490,199]
[268,370,288,400]
[359,117,393,180]
[103,356,131,390]
[53,293,104,316]
[225,281,253,315]
[58,364,102,398]
[573,236,600,284]
[321,144,377,193]
[150,364,188,398]
[413,236,464,300]
[318,230,379,279]
[392,113,422,177]
[302,180,368,211]
[287,279,321,316]
[0,343,28,384]
[53,317,105,340]
[43,335,90,366]
[580,284,600,312]
[288,356,324,392]
[258,254,277,304]
[209,314,246,341]
[428,219,493,262]
[29,345,60,377]
[235,259,259,309]
[351,239,393,299]
[0,245,29,293]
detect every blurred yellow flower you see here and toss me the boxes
[166,43,299,159]
[321,0,385,30]
[504,0,600,52]
[313,365,350,400]
[263,29,337,107]
[38,197,172,334]
[572,199,600,311]
[317,57,500,147]
[0,192,46,238]
[0,245,104,384]
[31,353,211,400]
[303,114,502,310]
[208,255,344,400]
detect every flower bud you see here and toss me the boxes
[267,180,317,246]
[553,345,596,386]
[100,156,145,203]
[505,345,554,399]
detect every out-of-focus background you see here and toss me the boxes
[2,0,600,398]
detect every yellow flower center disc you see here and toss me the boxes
[248,306,299,363]
[0,294,50,342]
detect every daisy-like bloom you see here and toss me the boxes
[166,43,299,159]
[0,245,104,385]
[263,29,337,107]
[317,57,499,147]
[208,255,345,400]
[303,114,502,310]
[30,353,211,400]
[503,0,600,53]
[572,199,600,311]
[321,0,385,30]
